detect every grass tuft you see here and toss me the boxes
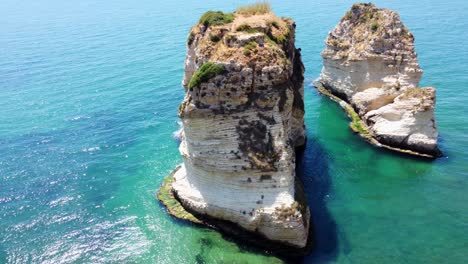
[268,28,289,44]
[270,21,279,28]
[236,1,271,15]
[243,41,258,56]
[188,62,225,89]
[236,24,259,33]
[199,11,234,27]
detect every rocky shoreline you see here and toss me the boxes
[314,83,438,158]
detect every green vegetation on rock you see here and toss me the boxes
[209,33,221,42]
[268,28,289,44]
[236,24,259,33]
[243,41,258,56]
[158,169,286,262]
[187,32,195,46]
[270,20,279,29]
[316,85,370,136]
[188,62,225,89]
[316,86,437,158]
[346,105,369,135]
[199,11,234,27]
[344,3,382,24]
[344,11,353,20]
[157,167,202,224]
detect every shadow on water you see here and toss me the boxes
[160,109,341,263]
[195,236,212,264]
[161,130,342,263]
[296,138,340,263]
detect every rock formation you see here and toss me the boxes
[315,3,441,158]
[165,8,310,252]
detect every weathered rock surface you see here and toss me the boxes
[316,3,441,157]
[171,10,310,250]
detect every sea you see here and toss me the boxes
[1,0,467,263]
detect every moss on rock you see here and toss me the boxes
[188,62,225,89]
[316,85,370,137]
[157,167,202,224]
[268,26,289,44]
[346,105,370,136]
[236,24,259,33]
[187,32,195,46]
[199,11,234,27]
[315,84,437,158]
[243,41,258,56]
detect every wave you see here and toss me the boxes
[82,146,100,152]
[66,115,91,121]
[172,121,183,141]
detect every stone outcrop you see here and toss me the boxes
[166,10,310,252]
[315,3,441,158]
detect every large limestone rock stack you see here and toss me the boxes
[316,3,441,157]
[172,5,310,250]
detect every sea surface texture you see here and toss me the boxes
[1,0,467,263]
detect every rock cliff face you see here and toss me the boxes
[172,11,310,249]
[316,3,441,157]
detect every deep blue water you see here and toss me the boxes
[1,0,467,263]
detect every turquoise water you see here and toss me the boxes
[1,0,467,263]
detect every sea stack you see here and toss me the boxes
[315,3,441,158]
[162,5,310,253]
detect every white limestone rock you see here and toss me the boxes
[173,11,309,249]
[365,87,438,154]
[318,3,441,157]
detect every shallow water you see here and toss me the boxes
[1,0,467,263]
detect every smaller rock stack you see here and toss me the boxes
[316,3,441,158]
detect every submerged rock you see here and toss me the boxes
[164,8,310,253]
[316,3,441,157]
